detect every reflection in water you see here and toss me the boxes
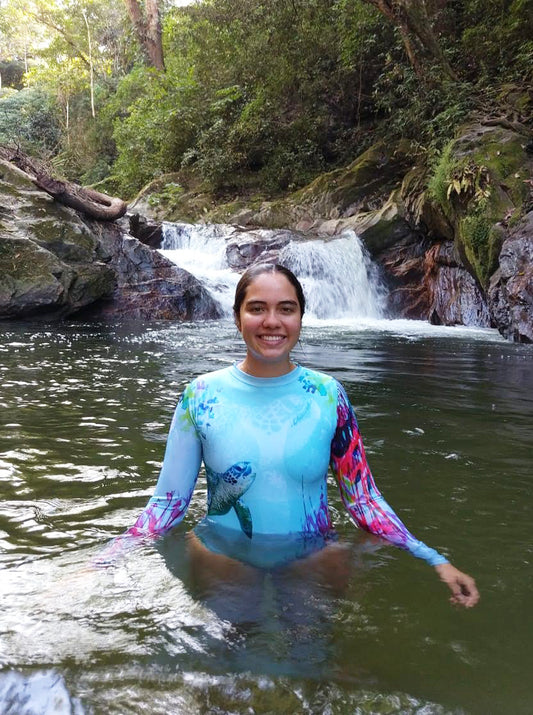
[0,320,532,714]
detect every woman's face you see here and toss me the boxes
[236,272,302,376]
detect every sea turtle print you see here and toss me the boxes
[206,461,256,538]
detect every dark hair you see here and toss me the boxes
[233,263,306,319]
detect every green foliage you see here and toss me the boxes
[458,0,533,83]
[0,61,25,89]
[427,141,456,207]
[459,203,499,286]
[107,62,202,196]
[0,86,61,153]
[147,182,184,208]
[1,0,531,198]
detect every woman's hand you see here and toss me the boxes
[434,563,480,608]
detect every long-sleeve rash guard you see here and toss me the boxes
[122,363,448,568]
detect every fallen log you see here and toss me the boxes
[0,146,128,221]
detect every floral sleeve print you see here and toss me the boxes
[126,489,195,536]
[330,383,448,566]
[93,388,203,565]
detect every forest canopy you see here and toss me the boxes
[0,0,531,199]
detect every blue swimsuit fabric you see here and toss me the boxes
[122,363,448,568]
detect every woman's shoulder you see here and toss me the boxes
[187,365,234,391]
[297,366,341,397]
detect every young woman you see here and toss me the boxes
[114,263,479,607]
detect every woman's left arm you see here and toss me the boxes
[330,383,479,605]
[434,563,479,607]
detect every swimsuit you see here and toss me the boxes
[125,363,448,568]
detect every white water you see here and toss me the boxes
[159,222,502,341]
[278,233,385,319]
[160,222,239,315]
[160,222,385,320]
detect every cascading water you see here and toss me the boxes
[160,223,239,315]
[278,233,385,320]
[160,222,385,320]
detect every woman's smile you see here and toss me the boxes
[236,272,302,377]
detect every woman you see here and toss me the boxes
[112,263,479,607]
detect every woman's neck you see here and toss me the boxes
[238,357,296,378]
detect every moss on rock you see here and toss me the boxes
[427,123,532,287]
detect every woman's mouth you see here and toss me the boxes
[259,335,285,343]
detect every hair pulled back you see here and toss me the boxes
[233,263,306,319]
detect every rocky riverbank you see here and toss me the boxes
[0,160,221,321]
[130,120,532,341]
[1,118,532,341]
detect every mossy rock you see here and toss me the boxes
[26,218,98,262]
[68,263,116,308]
[349,191,415,256]
[0,236,70,315]
[0,235,115,318]
[293,139,416,217]
[428,123,533,287]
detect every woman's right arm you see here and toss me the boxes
[94,385,202,564]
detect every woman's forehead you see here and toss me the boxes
[244,272,298,300]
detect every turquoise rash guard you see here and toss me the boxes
[114,363,448,569]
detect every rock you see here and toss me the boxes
[425,243,491,326]
[344,191,417,256]
[225,228,299,270]
[210,140,417,231]
[79,220,224,321]
[431,123,532,288]
[377,239,491,325]
[128,213,163,248]
[0,161,115,318]
[0,159,222,321]
[488,211,533,342]
[377,238,432,318]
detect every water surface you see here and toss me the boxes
[0,319,531,714]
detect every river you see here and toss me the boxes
[0,314,531,714]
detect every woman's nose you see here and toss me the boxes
[262,309,281,326]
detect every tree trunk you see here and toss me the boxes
[0,147,128,221]
[145,0,165,71]
[82,9,96,118]
[123,0,165,71]
[362,0,457,81]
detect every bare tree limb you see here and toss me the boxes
[0,147,128,221]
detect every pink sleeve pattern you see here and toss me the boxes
[330,383,448,566]
[91,488,194,567]
[126,488,194,537]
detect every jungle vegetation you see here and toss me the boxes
[0,0,531,200]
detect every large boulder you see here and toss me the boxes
[0,160,222,321]
[0,160,115,318]
[86,220,223,321]
[225,228,300,270]
[427,122,532,289]
[488,211,533,342]
[425,242,491,327]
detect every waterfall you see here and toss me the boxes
[278,233,385,320]
[160,223,385,320]
[160,223,239,315]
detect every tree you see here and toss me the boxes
[0,145,128,219]
[360,0,457,81]
[122,0,164,70]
